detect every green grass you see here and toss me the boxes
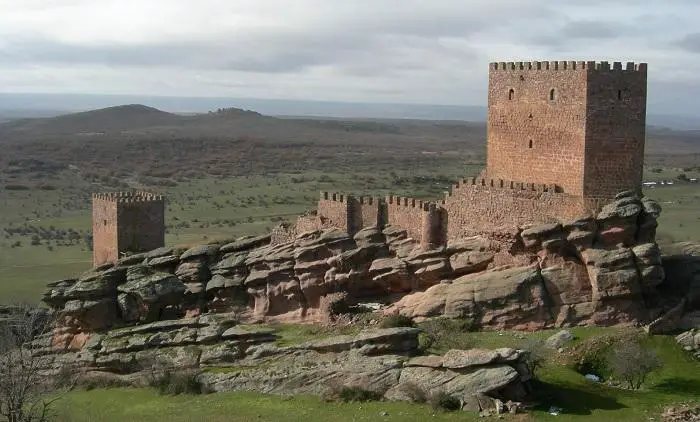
[261,321,366,347]
[50,328,699,421]
[53,389,482,422]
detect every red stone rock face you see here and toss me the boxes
[486,60,646,199]
[92,192,165,267]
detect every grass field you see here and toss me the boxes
[50,327,700,422]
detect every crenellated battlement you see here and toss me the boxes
[386,196,427,209]
[93,191,165,203]
[320,192,380,206]
[490,60,646,72]
[446,178,559,198]
[320,191,348,203]
[358,196,378,205]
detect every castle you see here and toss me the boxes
[91,60,647,265]
[290,60,648,245]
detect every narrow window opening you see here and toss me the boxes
[549,88,556,101]
[508,89,515,100]
[617,89,622,100]
[103,219,107,226]
[528,140,533,149]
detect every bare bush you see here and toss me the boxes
[519,338,549,379]
[608,341,663,390]
[0,305,63,422]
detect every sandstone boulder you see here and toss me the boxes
[390,266,551,330]
[220,234,271,254]
[117,270,186,322]
[545,330,574,349]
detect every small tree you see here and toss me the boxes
[0,305,62,422]
[608,341,663,390]
[520,338,549,379]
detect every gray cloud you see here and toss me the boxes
[0,0,698,115]
[0,22,483,76]
[676,33,700,53]
[562,20,624,39]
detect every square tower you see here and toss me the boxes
[92,191,165,267]
[486,60,647,199]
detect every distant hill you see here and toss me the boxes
[0,104,183,137]
[0,104,488,148]
[3,93,700,130]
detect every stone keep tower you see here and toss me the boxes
[486,60,647,199]
[92,192,165,267]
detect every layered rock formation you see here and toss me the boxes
[33,322,531,413]
[43,191,669,349]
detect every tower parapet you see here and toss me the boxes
[490,61,646,72]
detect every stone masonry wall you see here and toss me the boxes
[358,196,383,230]
[385,196,426,242]
[117,199,165,255]
[487,61,588,196]
[443,178,591,240]
[92,196,118,267]
[584,63,647,198]
[317,193,351,233]
[92,192,165,267]
[316,193,383,235]
[486,61,647,199]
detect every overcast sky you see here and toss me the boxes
[1,0,699,112]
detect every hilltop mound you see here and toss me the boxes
[0,104,182,137]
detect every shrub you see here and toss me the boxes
[4,184,30,190]
[427,391,461,412]
[416,318,476,353]
[323,380,382,403]
[608,341,663,390]
[519,338,549,379]
[417,332,435,354]
[380,314,415,329]
[148,369,204,395]
[338,386,382,403]
[569,334,621,378]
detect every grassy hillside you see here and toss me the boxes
[51,328,699,422]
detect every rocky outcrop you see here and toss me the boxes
[201,328,532,412]
[44,192,668,347]
[388,192,666,329]
[676,328,700,356]
[35,324,530,413]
